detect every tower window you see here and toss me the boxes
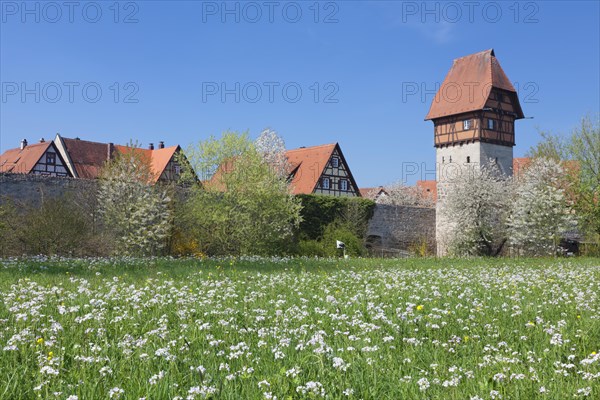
[449,156,452,163]
[463,120,472,130]
[487,119,496,130]
[322,177,330,189]
[331,157,339,168]
[442,156,445,163]
[466,156,470,163]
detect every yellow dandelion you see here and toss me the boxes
[416,305,424,311]
[36,338,44,345]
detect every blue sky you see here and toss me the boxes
[1,0,599,186]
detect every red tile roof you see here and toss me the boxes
[59,137,179,182]
[512,157,532,178]
[114,145,179,183]
[359,186,388,200]
[416,180,438,203]
[425,49,524,120]
[61,137,111,179]
[0,142,52,174]
[285,143,338,195]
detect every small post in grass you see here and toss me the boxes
[336,240,347,259]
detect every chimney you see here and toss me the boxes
[149,143,154,150]
[20,139,28,149]
[159,141,165,149]
[39,138,45,143]
[107,142,114,160]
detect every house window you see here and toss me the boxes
[331,157,339,168]
[463,119,472,130]
[487,119,496,130]
[322,177,330,189]
[467,156,471,163]
[339,179,348,191]
[46,152,56,165]
[174,165,181,174]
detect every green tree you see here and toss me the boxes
[527,115,600,240]
[180,131,302,256]
[98,144,173,256]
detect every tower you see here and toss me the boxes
[425,49,524,255]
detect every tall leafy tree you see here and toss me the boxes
[98,145,172,256]
[181,131,302,256]
[508,158,577,256]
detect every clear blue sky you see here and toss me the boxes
[1,1,599,186]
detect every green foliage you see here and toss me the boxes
[321,222,365,257]
[1,195,101,256]
[180,131,302,256]
[296,194,375,240]
[528,114,600,239]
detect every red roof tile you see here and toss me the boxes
[0,142,52,174]
[425,49,524,120]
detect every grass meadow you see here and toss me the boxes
[1,257,599,399]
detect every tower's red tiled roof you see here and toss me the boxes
[425,49,524,120]
[0,142,52,174]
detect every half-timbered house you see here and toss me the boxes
[0,139,71,177]
[286,143,360,196]
[53,134,187,183]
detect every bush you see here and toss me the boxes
[5,194,103,256]
[296,194,375,240]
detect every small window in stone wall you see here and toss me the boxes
[467,156,470,163]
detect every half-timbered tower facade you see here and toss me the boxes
[286,143,360,197]
[426,49,524,177]
[0,139,71,177]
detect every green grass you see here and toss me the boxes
[1,257,599,399]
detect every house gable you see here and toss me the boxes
[0,141,71,177]
[313,146,360,197]
[286,143,360,197]
[31,142,70,177]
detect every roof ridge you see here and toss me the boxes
[286,143,337,152]
[454,48,494,62]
